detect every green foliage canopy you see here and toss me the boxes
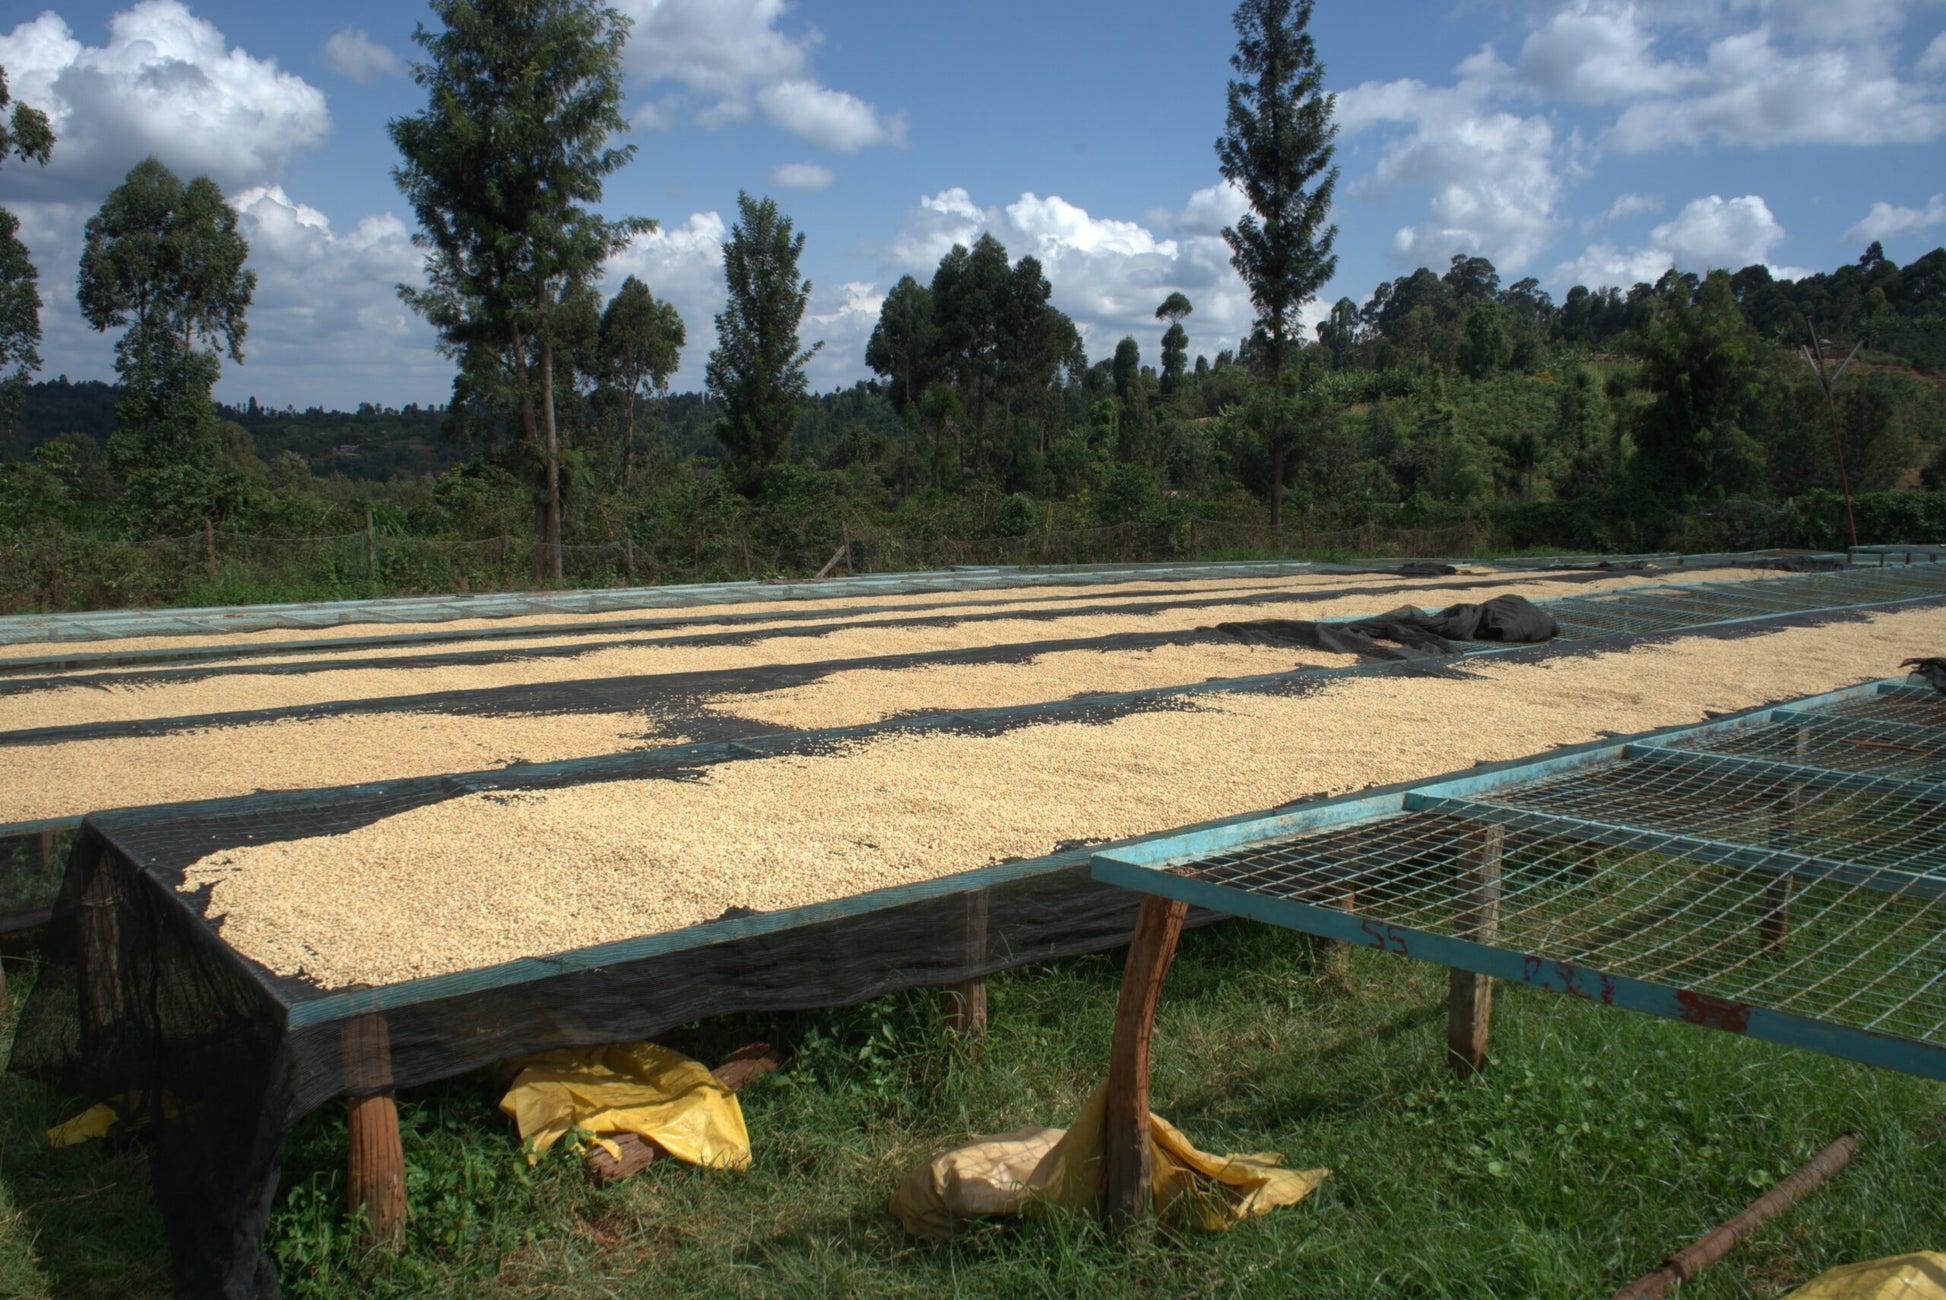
[707,191,820,484]
[389,0,649,574]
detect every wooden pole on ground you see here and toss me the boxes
[945,889,990,1043]
[342,1014,405,1251]
[1447,824,1505,1077]
[203,519,218,582]
[1611,1132,1860,1300]
[1102,894,1189,1225]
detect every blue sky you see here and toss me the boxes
[2,0,1943,410]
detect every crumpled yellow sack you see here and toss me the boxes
[498,1041,750,1169]
[1789,1252,1946,1298]
[47,1092,176,1148]
[891,1082,1327,1238]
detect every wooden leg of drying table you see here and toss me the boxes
[1102,894,1189,1226]
[342,1015,405,1251]
[76,844,124,1045]
[945,889,990,1042]
[1760,728,1811,958]
[1447,824,1505,1078]
[1320,890,1356,978]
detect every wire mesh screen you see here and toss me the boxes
[1130,677,1946,1077]
[1545,563,1946,642]
[1177,809,1946,1048]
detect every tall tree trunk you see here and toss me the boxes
[538,336,563,581]
[509,321,546,583]
[622,389,637,491]
[1267,337,1286,531]
[1270,438,1285,530]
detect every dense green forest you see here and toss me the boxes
[2,1,1944,613]
[2,238,1944,612]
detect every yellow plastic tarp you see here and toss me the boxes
[46,1092,176,1148]
[1789,1253,1946,1298]
[890,1082,1327,1238]
[498,1042,750,1169]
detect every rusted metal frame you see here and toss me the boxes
[1088,857,1946,1082]
[1403,796,1946,903]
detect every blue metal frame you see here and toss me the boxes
[1090,675,1946,1082]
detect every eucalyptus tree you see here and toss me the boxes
[597,275,684,488]
[0,66,53,431]
[0,68,52,168]
[706,191,820,487]
[1216,0,1339,526]
[1156,292,1192,395]
[77,157,255,528]
[390,0,650,577]
[865,274,938,485]
[0,213,39,432]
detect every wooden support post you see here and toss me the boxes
[203,519,218,582]
[77,847,124,1045]
[1761,728,1811,957]
[38,830,54,869]
[342,1015,405,1252]
[1319,890,1356,978]
[945,889,990,1042]
[623,533,636,584]
[1102,894,1189,1226]
[365,510,379,580]
[1447,823,1505,1077]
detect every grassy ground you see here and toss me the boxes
[3,920,1942,1298]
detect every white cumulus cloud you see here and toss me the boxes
[1500,4,1697,103]
[757,81,905,153]
[1363,105,1564,272]
[614,0,904,154]
[1553,193,1799,288]
[320,28,402,83]
[223,186,446,401]
[884,186,1292,370]
[1611,26,1945,150]
[0,2,331,200]
[1846,194,1946,244]
[1585,192,1665,231]
[600,212,729,392]
[1922,31,1946,76]
[769,162,836,192]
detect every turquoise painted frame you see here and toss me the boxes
[1089,676,1946,1082]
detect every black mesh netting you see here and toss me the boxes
[11,794,1221,1297]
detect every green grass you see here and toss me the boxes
[3,920,1943,1298]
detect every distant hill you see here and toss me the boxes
[4,379,463,480]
